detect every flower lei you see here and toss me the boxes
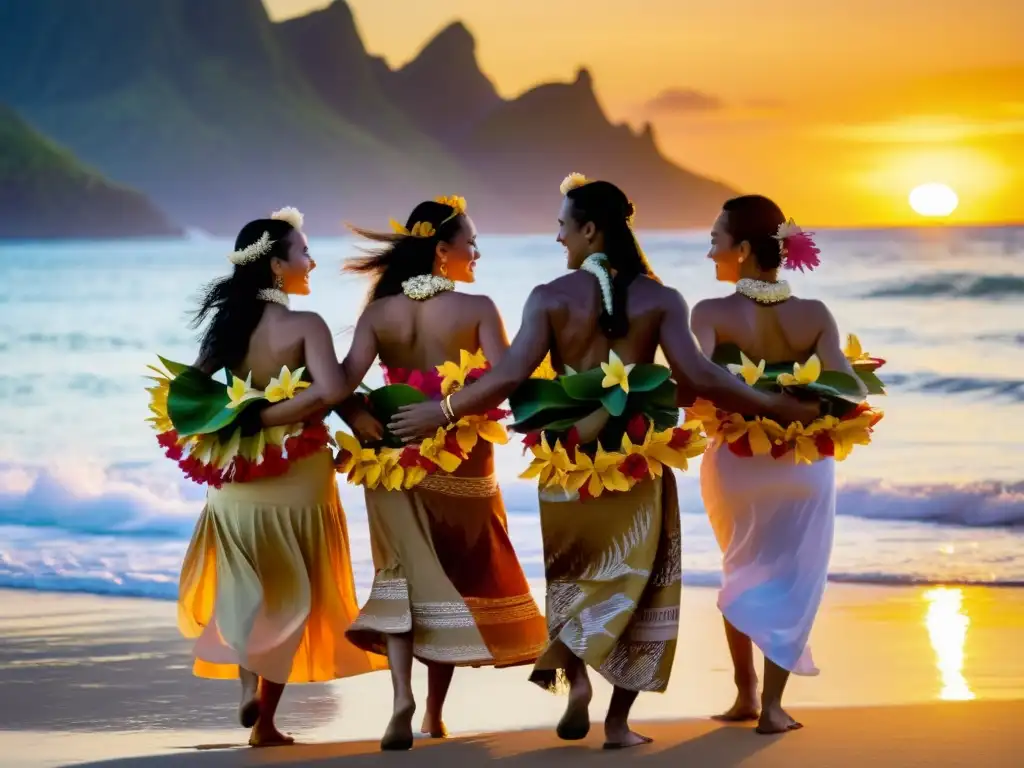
[735,278,791,305]
[146,360,328,488]
[580,253,614,316]
[334,349,509,491]
[691,334,885,464]
[520,414,707,500]
[514,349,707,499]
[402,274,455,301]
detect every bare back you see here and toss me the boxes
[544,272,669,372]
[342,291,508,385]
[232,305,311,387]
[691,293,858,379]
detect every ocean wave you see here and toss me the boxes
[2,463,1023,541]
[863,273,1024,299]
[836,480,1024,527]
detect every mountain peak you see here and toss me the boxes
[427,21,476,55]
[575,67,593,88]
[385,20,500,145]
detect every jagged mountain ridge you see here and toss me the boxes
[0,0,736,235]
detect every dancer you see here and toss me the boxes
[334,196,548,751]
[145,208,385,747]
[389,176,818,749]
[689,194,884,734]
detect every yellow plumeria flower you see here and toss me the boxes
[531,353,558,380]
[410,221,436,238]
[565,445,629,498]
[335,430,384,487]
[520,438,574,488]
[721,414,775,456]
[600,350,635,394]
[265,366,311,403]
[643,421,709,471]
[436,195,467,216]
[454,415,509,454]
[460,348,488,374]
[727,351,766,387]
[777,355,822,387]
[225,372,264,409]
[685,398,721,435]
[782,422,820,464]
[843,333,869,362]
[418,428,464,473]
[437,349,488,395]
[830,414,874,460]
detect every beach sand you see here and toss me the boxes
[1,584,1023,766]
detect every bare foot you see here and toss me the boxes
[755,704,803,735]
[420,711,448,739]
[603,723,654,750]
[556,678,593,741]
[238,672,259,729]
[248,725,295,748]
[712,689,760,722]
[381,699,416,751]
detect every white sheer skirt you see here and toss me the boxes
[700,438,836,675]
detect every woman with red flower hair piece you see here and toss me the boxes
[691,194,870,736]
[164,210,386,749]
[336,198,546,752]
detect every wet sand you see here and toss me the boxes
[1,584,1023,766]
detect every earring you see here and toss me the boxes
[439,263,448,278]
[274,275,284,290]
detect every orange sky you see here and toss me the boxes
[265,0,1024,226]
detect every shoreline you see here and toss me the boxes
[2,583,1024,765]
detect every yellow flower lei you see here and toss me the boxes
[521,421,708,499]
[336,349,509,491]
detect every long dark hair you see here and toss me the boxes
[191,218,297,371]
[566,180,656,338]
[721,195,787,271]
[345,200,464,303]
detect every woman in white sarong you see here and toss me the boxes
[690,195,868,734]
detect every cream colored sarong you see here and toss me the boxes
[178,449,386,683]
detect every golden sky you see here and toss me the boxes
[265,0,1024,226]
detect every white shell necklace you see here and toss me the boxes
[735,278,792,305]
[402,274,456,300]
[580,253,614,316]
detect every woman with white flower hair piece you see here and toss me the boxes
[388,177,818,750]
[337,197,547,751]
[690,194,874,735]
[166,208,385,747]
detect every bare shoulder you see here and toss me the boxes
[691,294,731,317]
[526,278,565,310]
[643,278,690,311]
[456,292,501,318]
[791,296,835,323]
[286,309,332,336]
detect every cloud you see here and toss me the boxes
[644,88,724,114]
[822,114,1024,143]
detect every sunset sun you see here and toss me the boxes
[909,183,959,218]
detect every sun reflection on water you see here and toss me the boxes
[923,587,974,701]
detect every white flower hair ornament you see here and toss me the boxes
[560,172,589,196]
[228,206,305,266]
